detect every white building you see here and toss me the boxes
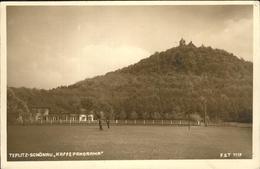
[79,114,94,122]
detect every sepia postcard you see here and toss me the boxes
[1,1,260,169]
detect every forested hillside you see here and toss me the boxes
[7,39,253,123]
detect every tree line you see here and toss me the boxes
[7,40,253,124]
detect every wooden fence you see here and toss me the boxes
[20,119,198,126]
[16,119,252,128]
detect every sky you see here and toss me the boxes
[7,5,253,89]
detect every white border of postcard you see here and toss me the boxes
[1,1,260,169]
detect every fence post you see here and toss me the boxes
[171,120,172,125]
[143,120,145,125]
[116,120,118,124]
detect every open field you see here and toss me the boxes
[7,125,252,161]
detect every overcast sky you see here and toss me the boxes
[7,5,253,89]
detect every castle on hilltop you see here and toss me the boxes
[179,38,186,46]
[179,38,196,48]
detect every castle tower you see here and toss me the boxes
[179,38,186,46]
[188,41,196,48]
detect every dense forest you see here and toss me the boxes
[7,39,253,123]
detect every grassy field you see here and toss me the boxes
[7,125,252,161]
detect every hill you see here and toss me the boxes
[7,39,253,123]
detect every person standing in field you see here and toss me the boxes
[106,119,110,129]
[98,119,103,130]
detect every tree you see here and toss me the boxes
[118,110,127,120]
[151,112,162,120]
[200,96,208,126]
[69,96,81,113]
[103,104,114,120]
[190,113,202,122]
[141,112,150,120]
[163,112,173,120]
[129,111,138,120]
[95,111,104,120]
[171,106,183,119]
[7,88,30,124]
[80,97,94,112]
